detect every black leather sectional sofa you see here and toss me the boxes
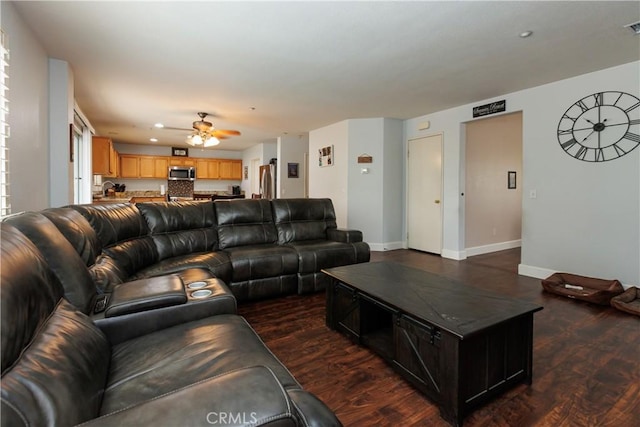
[1,198,370,426]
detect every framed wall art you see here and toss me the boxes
[172,147,188,157]
[319,145,333,167]
[287,163,299,178]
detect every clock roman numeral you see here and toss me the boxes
[595,148,604,162]
[561,138,578,150]
[613,92,624,106]
[575,146,588,160]
[630,119,640,126]
[562,113,577,122]
[576,100,589,112]
[625,102,640,113]
[592,92,603,106]
[623,132,640,143]
[558,129,573,136]
[613,143,628,156]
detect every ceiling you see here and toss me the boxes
[12,1,640,151]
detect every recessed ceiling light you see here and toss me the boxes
[150,138,158,142]
[249,107,256,111]
[519,31,533,38]
[154,123,164,128]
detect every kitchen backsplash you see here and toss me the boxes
[167,180,194,197]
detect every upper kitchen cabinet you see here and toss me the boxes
[219,159,243,180]
[169,157,196,167]
[92,136,118,177]
[196,158,220,179]
[120,155,168,179]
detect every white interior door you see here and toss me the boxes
[407,134,443,254]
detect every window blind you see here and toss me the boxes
[1,29,10,217]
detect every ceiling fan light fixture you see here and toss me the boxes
[204,136,221,147]
[190,134,203,145]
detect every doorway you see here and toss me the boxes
[407,134,443,254]
[464,112,523,256]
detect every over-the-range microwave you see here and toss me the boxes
[168,166,196,181]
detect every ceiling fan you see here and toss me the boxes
[163,112,241,147]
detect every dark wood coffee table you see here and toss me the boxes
[323,262,543,427]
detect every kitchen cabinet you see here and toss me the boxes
[139,156,168,178]
[118,153,241,180]
[92,136,118,177]
[169,157,196,167]
[196,159,220,179]
[121,155,169,179]
[219,159,242,180]
[119,155,139,178]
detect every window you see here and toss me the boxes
[0,29,9,217]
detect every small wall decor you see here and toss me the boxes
[507,171,517,189]
[473,99,506,118]
[172,147,188,157]
[357,154,373,163]
[287,163,299,178]
[319,145,333,167]
[243,166,248,180]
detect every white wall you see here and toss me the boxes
[2,1,50,212]
[277,134,308,198]
[382,118,404,249]
[49,58,74,207]
[309,121,349,226]
[405,61,640,285]
[310,118,404,248]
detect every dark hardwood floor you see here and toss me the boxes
[238,249,640,426]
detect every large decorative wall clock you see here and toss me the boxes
[557,91,640,162]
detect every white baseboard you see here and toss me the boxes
[368,241,404,252]
[518,264,555,280]
[466,239,521,257]
[441,249,466,260]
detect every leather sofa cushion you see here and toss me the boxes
[3,212,97,314]
[137,201,219,257]
[130,251,232,284]
[72,204,149,248]
[82,367,299,427]
[271,199,337,243]
[41,207,101,267]
[101,314,300,415]
[285,240,357,274]
[216,199,278,249]
[223,244,299,282]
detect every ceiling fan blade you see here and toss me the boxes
[162,126,193,131]
[212,129,241,136]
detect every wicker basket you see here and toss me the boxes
[541,272,624,306]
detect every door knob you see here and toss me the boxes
[434,200,441,204]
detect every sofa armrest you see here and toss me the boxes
[287,389,343,427]
[327,228,362,243]
[104,275,186,317]
[78,366,298,427]
[93,278,236,345]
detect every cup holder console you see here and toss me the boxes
[187,281,208,289]
[191,289,213,299]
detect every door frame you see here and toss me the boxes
[406,132,444,253]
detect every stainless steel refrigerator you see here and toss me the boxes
[259,158,277,199]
